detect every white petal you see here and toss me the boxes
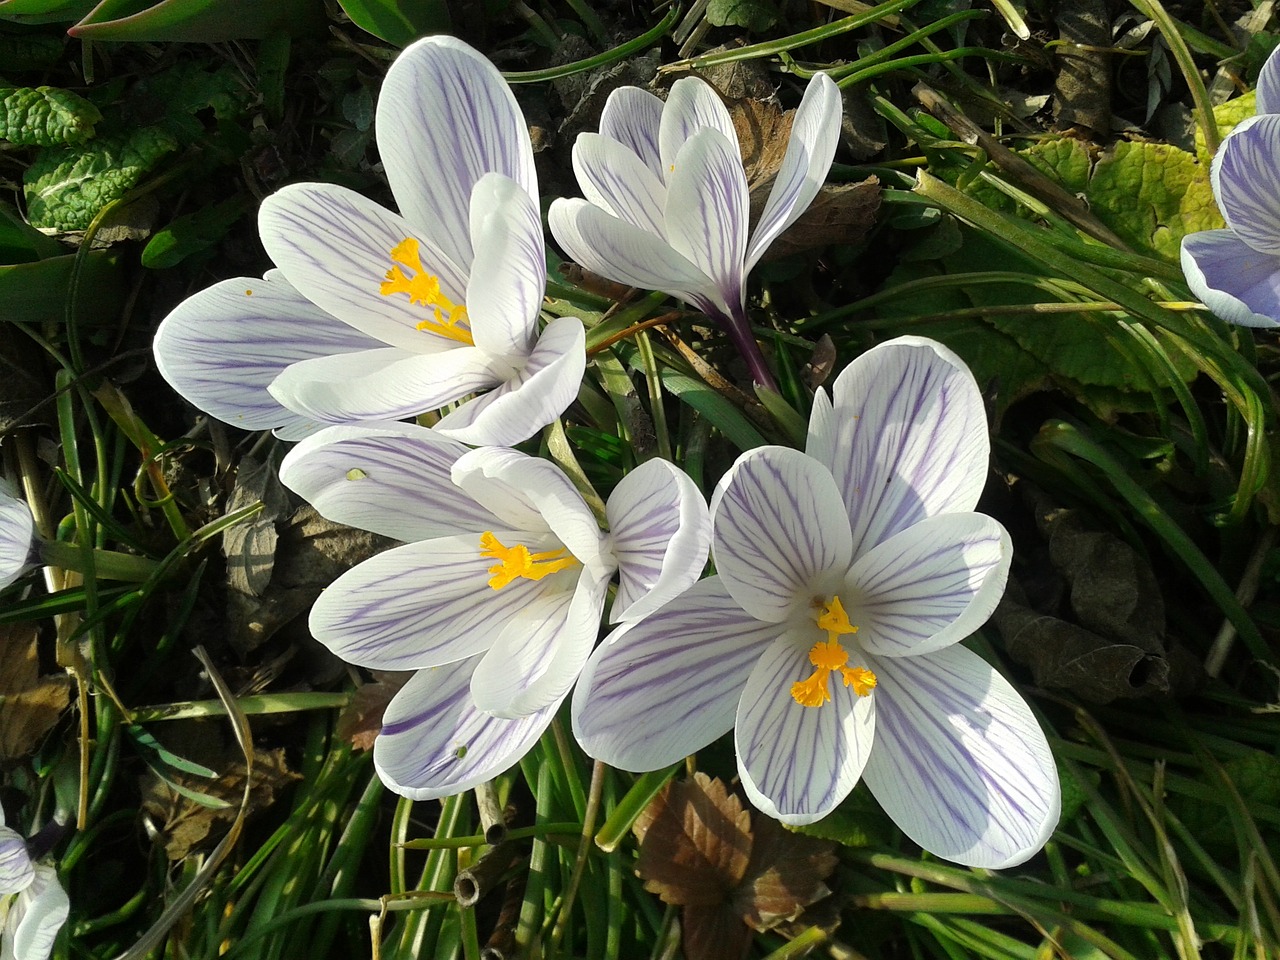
[846,513,1011,657]
[605,458,711,622]
[862,645,1060,868]
[452,447,610,577]
[0,828,32,894]
[153,274,382,436]
[2,864,67,960]
[571,577,781,770]
[1182,228,1280,327]
[472,570,608,717]
[374,658,558,800]
[278,422,501,540]
[816,336,990,559]
[710,446,852,623]
[1260,44,1280,116]
[805,380,835,467]
[658,76,737,176]
[267,346,506,424]
[433,316,586,446]
[736,632,876,825]
[664,128,749,313]
[745,72,842,271]
[572,133,668,237]
[259,183,467,349]
[0,490,33,591]
[309,534,543,670]
[548,198,725,315]
[377,35,536,270]
[466,174,544,360]
[599,85,665,178]
[1212,115,1280,255]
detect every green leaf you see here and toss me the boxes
[337,0,450,46]
[0,251,124,322]
[131,61,249,128]
[0,0,97,25]
[1196,89,1256,158]
[65,0,319,41]
[0,85,101,146]
[0,200,64,262]
[0,33,66,71]
[706,0,779,32]
[787,787,893,847]
[23,125,180,230]
[142,196,249,269]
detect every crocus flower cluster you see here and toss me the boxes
[1181,44,1280,327]
[0,809,68,960]
[151,35,1060,869]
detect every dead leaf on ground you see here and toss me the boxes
[0,623,71,759]
[335,671,412,751]
[634,772,837,960]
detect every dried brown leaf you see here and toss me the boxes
[734,816,837,931]
[634,772,752,907]
[0,623,71,759]
[335,672,411,751]
[682,903,753,960]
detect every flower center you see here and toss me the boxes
[380,237,474,345]
[790,596,878,708]
[479,532,578,590]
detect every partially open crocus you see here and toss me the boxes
[278,421,709,799]
[155,36,584,445]
[548,73,841,387]
[573,337,1060,868]
[0,481,33,591]
[1182,113,1280,327]
[0,809,68,960]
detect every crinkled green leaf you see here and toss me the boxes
[786,787,892,848]
[131,61,248,128]
[0,33,65,71]
[1196,89,1256,159]
[706,0,779,32]
[0,84,101,146]
[337,0,449,46]
[23,125,179,230]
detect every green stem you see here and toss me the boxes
[38,540,157,581]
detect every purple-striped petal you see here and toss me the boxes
[814,337,990,559]
[862,644,1059,868]
[1181,229,1280,327]
[845,513,1011,658]
[600,86,665,178]
[572,133,668,237]
[1258,44,1280,116]
[3,863,68,960]
[572,577,782,771]
[278,422,501,541]
[664,128,749,312]
[1212,115,1280,255]
[259,183,467,348]
[267,345,506,424]
[452,447,610,576]
[606,457,711,623]
[0,486,33,591]
[658,77,737,176]
[308,533,543,670]
[548,198,724,315]
[0,827,33,894]
[466,174,543,361]
[472,570,608,718]
[153,273,381,437]
[433,316,586,446]
[376,35,536,271]
[374,658,558,800]
[736,631,876,826]
[710,446,852,624]
[744,72,842,272]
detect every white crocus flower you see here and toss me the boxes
[0,480,34,591]
[278,422,709,798]
[0,810,68,960]
[548,72,841,386]
[572,337,1060,868]
[155,36,584,446]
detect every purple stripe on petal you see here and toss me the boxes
[658,77,738,176]
[0,827,33,894]
[1181,228,1280,327]
[600,86,665,178]
[573,133,668,238]
[0,488,34,591]
[1213,115,1280,256]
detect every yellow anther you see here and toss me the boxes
[379,237,473,345]
[790,596,877,708]
[479,531,578,590]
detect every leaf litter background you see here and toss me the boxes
[2,0,1280,958]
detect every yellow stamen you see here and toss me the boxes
[790,596,877,708]
[379,237,473,345]
[479,531,578,590]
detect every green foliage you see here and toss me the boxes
[66,0,320,41]
[336,0,450,45]
[0,84,101,145]
[0,32,65,70]
[141,195,249,268]
[706,0,780,32]
[0,0,97,25]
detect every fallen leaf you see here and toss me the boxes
[735,816,837,931]
[335,671,412,751]
[0,623,71,759]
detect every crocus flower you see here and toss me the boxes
[548,73,841,387]
[155,36,584,445]
[0,481,33,591]
[0,810,68,960]
[278,421,709,798]
[573,336,1060,868]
